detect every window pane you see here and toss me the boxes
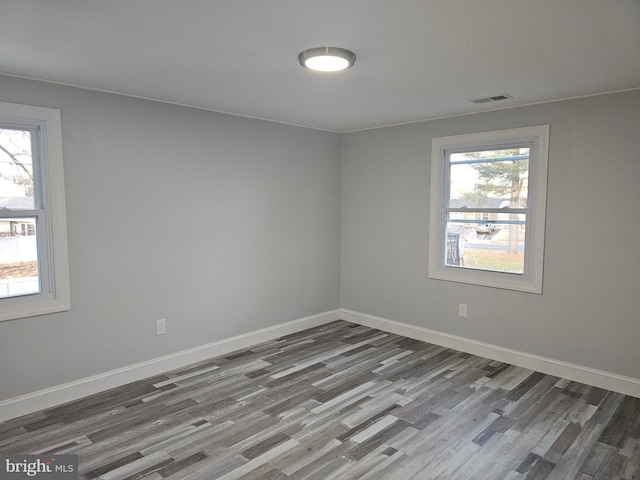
[449,148,529,209]
[0,217,40,298]
[0,128,35,210]
[445,220,525,274]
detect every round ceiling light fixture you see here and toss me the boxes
[298,47,356,72]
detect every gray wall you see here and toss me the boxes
[2,75,638,403]
[0,76,342,400]
[341,89,640,379]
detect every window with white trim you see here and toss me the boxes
[0,102,70,320]
[429,125,549,293]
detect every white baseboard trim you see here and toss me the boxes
[0,309,341,422]
[4,308,638,423]
[340,309,640,399]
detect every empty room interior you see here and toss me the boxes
[1,2,640,479]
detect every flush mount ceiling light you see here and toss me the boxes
[298,47,356,72]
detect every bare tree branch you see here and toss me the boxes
[0,143,33,181]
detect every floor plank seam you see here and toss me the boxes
[1,320,639,480]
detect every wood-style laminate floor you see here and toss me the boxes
[1,321,639,479]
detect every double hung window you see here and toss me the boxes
[428,126,549,293]
[0,102,70,320]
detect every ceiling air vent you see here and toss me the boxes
[470,94,513,104]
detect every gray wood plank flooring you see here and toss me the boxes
[1,320,639,479]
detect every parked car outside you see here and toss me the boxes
[476,223,496,234]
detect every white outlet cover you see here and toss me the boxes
[156,318,166,335]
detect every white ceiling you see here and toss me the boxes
[1,1,639,132]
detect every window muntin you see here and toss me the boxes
[0,102,70,320]
[429,126,549,293]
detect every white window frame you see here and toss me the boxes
[0,102,70,321]
[428,125,549,294]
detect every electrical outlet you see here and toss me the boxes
[458,304,468,318]
[156,318,167,335]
